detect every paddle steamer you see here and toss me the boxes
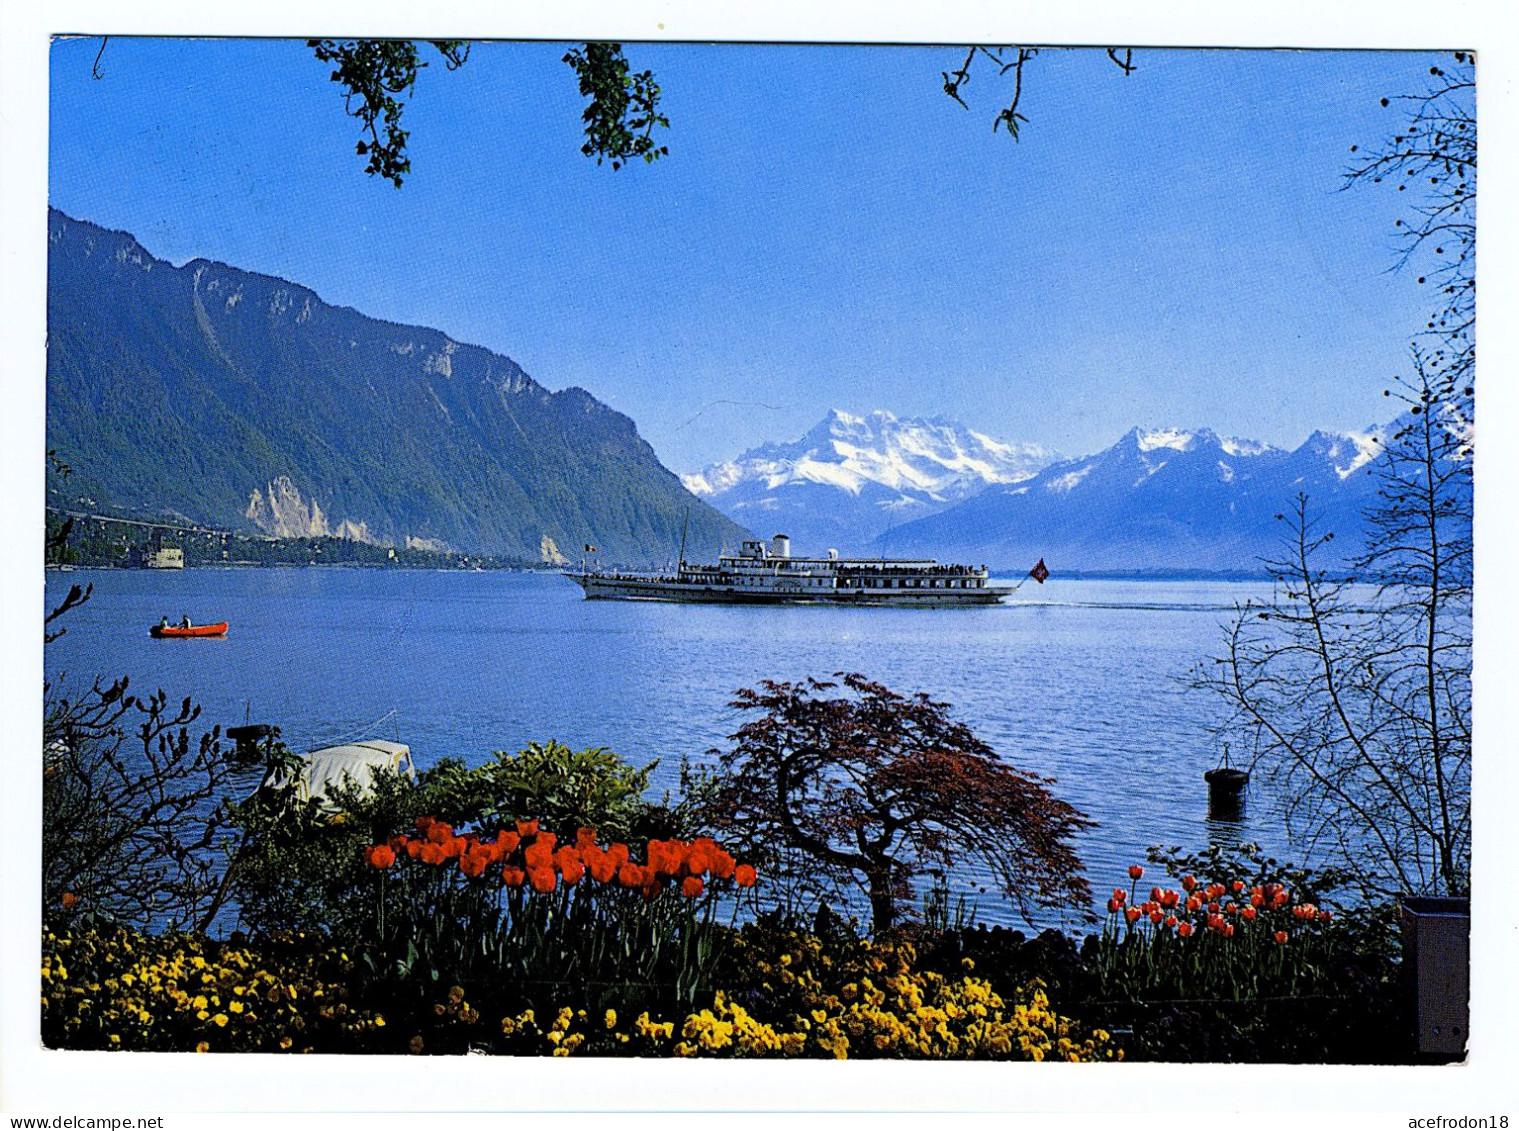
[570,534,1010,607]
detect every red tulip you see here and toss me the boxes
[1125,907,1142,924]
[1128,865,1145,880]
[1177,921,1194,938]
[1274,931,1289,945]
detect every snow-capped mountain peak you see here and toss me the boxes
[682,410,1059,555]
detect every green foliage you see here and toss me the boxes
[425,740,655,841]
[222,765,419,938]
[308,40,470,187]
[225,741,665,938]
[562,43,670,170]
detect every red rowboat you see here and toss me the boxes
[149,622,229,638]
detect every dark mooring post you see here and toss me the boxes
[1205,744,1249,820]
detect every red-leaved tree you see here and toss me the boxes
[706,674,1093,933]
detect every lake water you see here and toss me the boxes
[43,568,1294,930]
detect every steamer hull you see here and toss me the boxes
[570,535,1012,607]
[575,574,1009,606]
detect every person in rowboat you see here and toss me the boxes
[180,614,192,629]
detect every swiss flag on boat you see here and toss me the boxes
[1028,558,1050,584]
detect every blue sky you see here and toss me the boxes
[50,39,1444,472]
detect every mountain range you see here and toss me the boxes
[691,413,1389,573]
[45,209,745,565]
[683,410,1057,555]
[882,425,1387,571]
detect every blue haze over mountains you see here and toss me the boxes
[45,209,744,566]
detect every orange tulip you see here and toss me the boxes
[60,891,79,909]
[516,819,540,839]
[1125,907,1142,924]
[1164,915,1178,929]
[681,876,705,899]
[735,863,758,888]
[1149,910,1164,925]
[459,851,489,878]
[528,867,556,893]
[560,857,585,886]
[1231,880,1245,893]
[618,862,645,888]
[1177,921,1194,938]
[1128,865,1145,880]
[1274,931,1289,945]
[366,844,397,870]
[524,839,554,871]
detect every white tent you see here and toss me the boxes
[266,740,416,807]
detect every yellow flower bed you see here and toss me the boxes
[504,932,1119,1061]
[42,926,387,1053]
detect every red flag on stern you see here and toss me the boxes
[1028,558,1050,584]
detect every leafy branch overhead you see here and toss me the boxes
[943,46,1136,141]
[562,43,670,170]
[308,39,670,185]
[309,40,471,188]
